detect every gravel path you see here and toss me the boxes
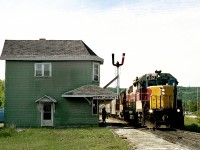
[111,127,190,150]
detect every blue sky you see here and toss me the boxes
[1,0,200,87]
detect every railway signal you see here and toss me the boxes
[112,53,125,95]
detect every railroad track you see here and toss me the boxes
[147,129,200,150]
[107,118,199,149]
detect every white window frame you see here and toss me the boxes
[35,63,52,77]
[93,63,100,82]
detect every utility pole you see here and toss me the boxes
[197,87,198,111]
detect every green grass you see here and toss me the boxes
[0,127,131,150]
[182,115,200,132]
[194,110,200,117]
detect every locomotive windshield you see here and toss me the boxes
[147,73,178,86]
[133,71,178,88]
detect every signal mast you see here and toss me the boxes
[112,53,125,95]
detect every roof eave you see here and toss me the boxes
[62,94,118,99]
[0,56,104,64]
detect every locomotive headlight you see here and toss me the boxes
[149,109,153,113]
[161,88,165,95]
[177,109,180,112]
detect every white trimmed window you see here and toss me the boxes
[93,63,99,81]
[35,63,51,77]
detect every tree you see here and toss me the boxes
[0,79,5,108]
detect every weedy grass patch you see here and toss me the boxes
[0,127,131,150]
[183,115,200,132]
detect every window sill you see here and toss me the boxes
[34,76,51,78]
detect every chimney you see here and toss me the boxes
[39,38,46,40]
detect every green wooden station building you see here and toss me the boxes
[0,39,117,127]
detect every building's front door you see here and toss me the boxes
[41,103,53,126]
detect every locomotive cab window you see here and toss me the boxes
[148,80,157,86]
[157,79,168,85]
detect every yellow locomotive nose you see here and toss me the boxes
[149,85,174,109]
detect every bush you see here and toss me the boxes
[194,110,200,117]
[0,123,18,137]
[0,127,17,137]
[182,123,200,132]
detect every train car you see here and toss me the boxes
[123,70,184,129]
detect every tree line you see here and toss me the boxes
[178,86,200,112]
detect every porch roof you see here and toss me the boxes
[35,95,57,103]
[62,85,117,100]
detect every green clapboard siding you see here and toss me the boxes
[5,60,100,127]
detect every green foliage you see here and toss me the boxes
[0,124,17,137]
[107,87,126,93]
[0,79,5,108]
[0,128,17,137]
[183,124,200,132]
[178,86,200,112]
[194,110,200,117]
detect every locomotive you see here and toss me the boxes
[121,70,184,128]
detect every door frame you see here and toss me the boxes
[41,103,54,127]
[35,95,57,127]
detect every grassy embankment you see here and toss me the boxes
[183,113,200,132]
[0,126,131,150]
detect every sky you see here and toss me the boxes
[0,0,200,88]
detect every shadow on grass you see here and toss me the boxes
[181,124,200,132]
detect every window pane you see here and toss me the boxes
[44,113,51,120]
[94,75,99,81]
[44,64,50,71]
[36,64,42,70]
[93,63,99,81]
[94,69,98,75]
[44,64,51,76]
[35,64,43,76]
[94,64,98,69]
[36,70,43,76]
[43,104,51,120]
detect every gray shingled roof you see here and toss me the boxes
[62,85,117,99]
[0,39,103,63]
